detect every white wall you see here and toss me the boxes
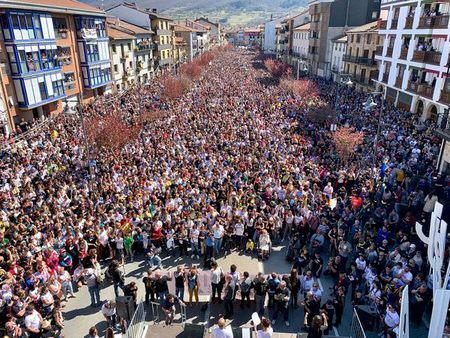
[264,19,283,53]
[106,5,151,30]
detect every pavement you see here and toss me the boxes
[62,243,357,338]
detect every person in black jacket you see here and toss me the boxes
[223,275,235,319]
[142,270,155,304]
[107,260,124,298]
[271,281,290,326]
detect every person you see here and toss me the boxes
[102,300,117,329]
[108,260,125,298]
[123,282,139,307]
[212,317,234,338]
[257,317,273,338]
[271,280,290,326]
[161,293,185,326]
[267,273,280,309]
[254,272,268,316]
[211,262,224,303]
[153,271,172,303]
[87,326,100,338]
[223,275,235,319]
[307,314,325,338]
[187,266,200,305]
[333,287,346,327]
[84,267,101,307]
[289,268,301,308]
[240,271,252,308]
[143,270,155,304]
[384,303,400,337]
[259,229,271,260]
[174,265,186,301]
[24,305,43,338]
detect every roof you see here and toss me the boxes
[107,17,154,35]
[108,2,172,21]
[293,22,310,31]
[1,0,104,15]
[195,17,219,28]
[332,35,348,43]
[345,21,378,34]
[107,25,135,40]
[173,23,206,33]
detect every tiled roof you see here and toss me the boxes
[293,23,310,31]
[107,24,135,40]
[108,2,172,21]
[107,17,154,35]
[4,0,104,14]
[346,21,379,33]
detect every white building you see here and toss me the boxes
[330,35,347,82]
[107,20,136,91]
[263,17,285,55]
[374,0,450,173]
[292,23,310,60]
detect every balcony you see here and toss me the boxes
[412,50,426,62]
[382,73,389,83]
[55,28,69,40]
[156,29,172,36]
[418,84,434,98]
[158,57,173,67]
[419,16,434,28]
[343,54,358,63]
[399,48,408,60]
[405,17,414,29]
[64,81,76,91]
[395,77,403,88]
[371,71,379,81]
[157,43,172,51]
[408,81,419,93]
[380,20,387,29]
[359,57,376,66]
[391,19,398,29]
[386,47,393,57]
[135,42,156,53]
[418,15,449,29]
[413,50,442,64]
[440,89,450,104]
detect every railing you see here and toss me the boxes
[382,73,389,83]
[124,301,146,338]
[379,20,387,29]
[157,43,172,51]
[440,90,450,104]
[395,76,403,88]
[419,16,434,28]
[64,81,76,91]
[391,19,398,29]
[425,51,442,65]
[405,17,414,29]
[412,50,426,62]
[418,84,434,98]
[399,48,408,59]
[55,28,69,39]
[351,308,367,338]
[156,29,172,36]
[343,54,358,63]
[359,57,376,66]
[386,47,393,57]
[434,15,449,28]
[1,117,51,151]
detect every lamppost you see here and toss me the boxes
[363,91,384,170]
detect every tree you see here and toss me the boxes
[162,76,186,99]
[180,61,202,80]
[264,59,292,78]
[86,113,139,153]
[331,126,364,164]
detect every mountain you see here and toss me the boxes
[81,0,308,26]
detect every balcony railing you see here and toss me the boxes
[380,20,387,29]
[55,28,69,39]
[359,57,376,66]
[395,77,403,88]
[64,81,76,91]
[408,81,419,93]
[386,47,393,57]
[405,17,414,29]
[156,29,172,36]
[425,51,442,65]
[382,73,389,83]
[418,15,449,29]
[343,54,358,63]
[391,19,398,29]
[399,48,408,60]
[412,50,426,62]
[418,84,434,98]
[440,89,450,104]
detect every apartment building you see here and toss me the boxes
[0,0,112,133]
[173,36,187,68]
[106,3,174,73]
[276,10,310,64]
[292,23,310,63]
[343,21,382,92]
[263,16,286,56]
[375,0,450,174]
[173,23,205,61]
[195,17,222,46]
[107,19,135,91]
[330,35,347,82]
[107,17,154,88]
[308,0,381,78]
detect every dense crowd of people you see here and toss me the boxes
[0,48,448,338]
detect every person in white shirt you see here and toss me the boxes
[212,317,234,338]
[101,300,117,328]
[384,304,400,334]
[257,317,274,338]
[24,305,43,338]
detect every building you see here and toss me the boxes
[277,10,310,63]
[243,28,262,47]
[343,21,382,92]
[308,0,381,78]
[292,23,310,66]
[374,0,450,174]
[173,23,204,61]
[263,16,286,56]
[173,36,187,68]
[195,17,222,46]
[330,35,347,82]
[106,3,174,73]
[181,19,210,54]
[108,17,155,86]
[107,18,136,91]
[0,0,112,133]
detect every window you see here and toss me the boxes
[127,42,131,50]
[114,64,118,72]
[129,61,132,68]
[52,80,65,97]
[356,34,361,43]
[33,16,43,39]
[0,15,11,40]
[86,43,99,63]
[371,11,378,20]
[40,47,57,69]
[112,44,116,53]
[366,34,371,44]
[39,82,47,100]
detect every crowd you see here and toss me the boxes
[0,48,448,338]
